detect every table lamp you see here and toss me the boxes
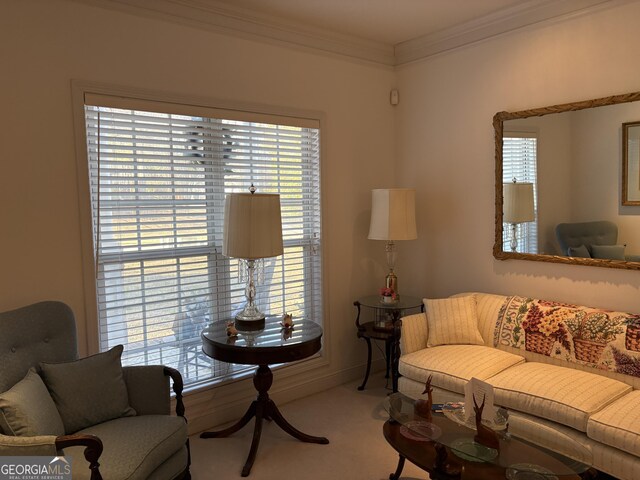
[503,180,535,252]
[223,188,283,329]
[368,188,417,295]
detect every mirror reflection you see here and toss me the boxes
[623,122,640,206]
[494,92,640,270]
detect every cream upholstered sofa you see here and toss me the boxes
[398,293,640,480]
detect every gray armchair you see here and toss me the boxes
[555,220,640,262]
[0,301,190,480]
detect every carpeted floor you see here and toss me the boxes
[189,375,427,479]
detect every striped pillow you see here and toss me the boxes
[424,295,484,347]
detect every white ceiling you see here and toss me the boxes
[86,0,618,65]
[208,0,530,45]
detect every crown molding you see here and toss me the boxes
[70,0,395,66]
[394,0,618,65]
[71,0,622,67]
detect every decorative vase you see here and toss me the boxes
[625,324,640,352]
[573,338,606,363]
[524,331,554,356]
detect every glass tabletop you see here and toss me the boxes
[357,295,423,310]
[384,392,592,478]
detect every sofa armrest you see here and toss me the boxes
[0,433,58,456]
[0,433,103,480]
[56,434,103,480]
[164,366,186,418]
[399,312,428,356]
[122,365,185,417]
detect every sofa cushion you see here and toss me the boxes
[587,390,640,457]
[488,362,631,432]
[66,415,187,480]
[40,345,136,434]
[424,295,484,347]
[506,410,593,466]
[0,368,64,436]
[399,344,524,394]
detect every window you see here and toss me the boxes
[503,133,538,254]
[83,94,322,389]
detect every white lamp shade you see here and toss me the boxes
[503,182,535,223]
[223,193,284,259]
[368,188,417,241]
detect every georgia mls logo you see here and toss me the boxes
[0,456,72,480]
[48,457,70,474]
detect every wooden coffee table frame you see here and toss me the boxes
[383,419,595,480]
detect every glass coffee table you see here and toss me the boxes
[383,392,594,480]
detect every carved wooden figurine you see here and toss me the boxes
[281,313,294,330]
[473,394,500,450]
[226,321,238,337]
[414,374,434,421]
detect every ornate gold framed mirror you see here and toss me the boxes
[494,91,640,270]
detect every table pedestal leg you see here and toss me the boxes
[200,364,329,477]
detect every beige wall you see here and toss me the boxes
[0,0,395,429]
[395,1,640,313]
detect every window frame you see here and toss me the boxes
[502,130,539,255]
[71,81,330,389]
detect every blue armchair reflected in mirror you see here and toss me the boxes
[555,221,640,262]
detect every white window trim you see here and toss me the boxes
[71,81,331,387]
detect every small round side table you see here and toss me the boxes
[354,295,423,392]
[200,317,329,477]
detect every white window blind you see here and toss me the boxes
[503,133,538,254]
[83,98,322,389]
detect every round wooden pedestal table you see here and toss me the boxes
[200,317,329,477]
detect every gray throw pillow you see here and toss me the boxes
[567,244,591,258]
[0,368,65,436]
[40,345,136,434]
[590,244,626,260]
